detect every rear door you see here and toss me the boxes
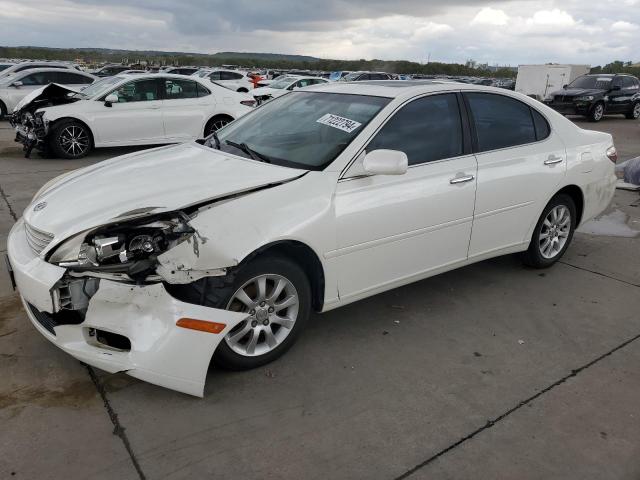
[54,71,94,90]
[91,78,165,144]
[607,76,627,113]
[161,78,212,140]
[464,92,566,258]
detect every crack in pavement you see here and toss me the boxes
[86,365,147,480]
[559,260,640,288]
[393,331,640,480]
[0,183,18,221]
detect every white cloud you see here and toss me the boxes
[526,9,575,27]
[471,7,509,26]
[611,20,639,32]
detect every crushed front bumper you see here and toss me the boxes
[11,114,47,158]
[7,218,246,397]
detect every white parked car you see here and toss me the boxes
[251,75,329,104]
[11,73,256,158]
[204,69,255,92]
[6,82,616,396]
[0,61,80,81]
[0,68,96,120]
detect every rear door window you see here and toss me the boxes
[465,93,537,152]
[164,79,199,99]
[55,72,93,84]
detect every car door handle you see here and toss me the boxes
[544,155,563,165]
[449,174,475,184]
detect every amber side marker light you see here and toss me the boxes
[176,318,226,334]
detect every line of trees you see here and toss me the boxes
[0,46,517,77]
[590,61,640,77]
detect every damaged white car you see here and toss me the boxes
[7,82,617,396]
[10,73,255,159]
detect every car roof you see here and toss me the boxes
[305,80,504,99]
[11,67,94,76]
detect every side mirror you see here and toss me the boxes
[562,84,567,89]
[104,93,118,107]
[363,149,408,176]
[11,81,23,88]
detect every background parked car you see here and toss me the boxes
[204,69,255,92]
[163,67,200,76]
[544,73,640,121]
[251,76,328,104]
[11,73,255,158]
[340,71,393,81]
[0,61,81,81]
[91,64,131,77]
[0,68,96,119]
[0,62,16,73]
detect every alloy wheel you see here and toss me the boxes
[538,205,571,259]
[59,125,90,157]
[206,118,230,136]
[224,274,299,357]
[633,103,640,119]
[593,104,604,121]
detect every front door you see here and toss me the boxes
[91,78,165,145]
[333,92,477,302]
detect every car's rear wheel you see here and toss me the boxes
[206,255,311,370]
[49,120,92,159]
[625,102,640,120]
[521,194,576,268]
[204,115,233,136]
[237,87,249,93]
[588,102,604,122]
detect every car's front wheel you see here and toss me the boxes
[521,194,577,268]
[588,102,604,122]
[203,255,311,370]
[625,101,640,120]
[49,120,92,159]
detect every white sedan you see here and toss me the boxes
[11,73,256,158]
[0,68,96,120]
[251,75,328,104]
[7,82,616,396]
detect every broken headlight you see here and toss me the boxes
[48,213,195,279]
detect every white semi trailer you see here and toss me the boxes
[515,64,591,101]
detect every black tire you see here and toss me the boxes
[588,102,604,122]
[0,100,7,120]
[625,101,640,120]
[521,194,577,268]
[200,255,311,370]
[237,87,249,93]
[49,119,92,159]
[204,115,233,136]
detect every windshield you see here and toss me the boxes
[209,91,390,170]
[80,76,123,97]
[343,72,362,82]
[568,76,613,90]
[269,76,298,89]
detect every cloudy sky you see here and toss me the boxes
[1,0,638,65]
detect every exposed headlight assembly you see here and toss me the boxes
[48,213,196,280]
[574,95,594,101]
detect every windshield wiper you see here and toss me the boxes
[225,140,271,163]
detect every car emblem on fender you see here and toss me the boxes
[33,202,47,212]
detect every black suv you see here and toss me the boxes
[545,73,640,122]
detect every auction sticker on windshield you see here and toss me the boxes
[316,113,362,133]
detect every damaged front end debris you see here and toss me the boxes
[10,83,82,158]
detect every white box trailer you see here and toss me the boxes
[515,64,591,101]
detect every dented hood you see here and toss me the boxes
[24,143,305,243]
[12,83,81,113]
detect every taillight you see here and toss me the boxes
[240,99,256,107]
[606,146,618,163]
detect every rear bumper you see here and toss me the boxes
[7,218,247,397]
